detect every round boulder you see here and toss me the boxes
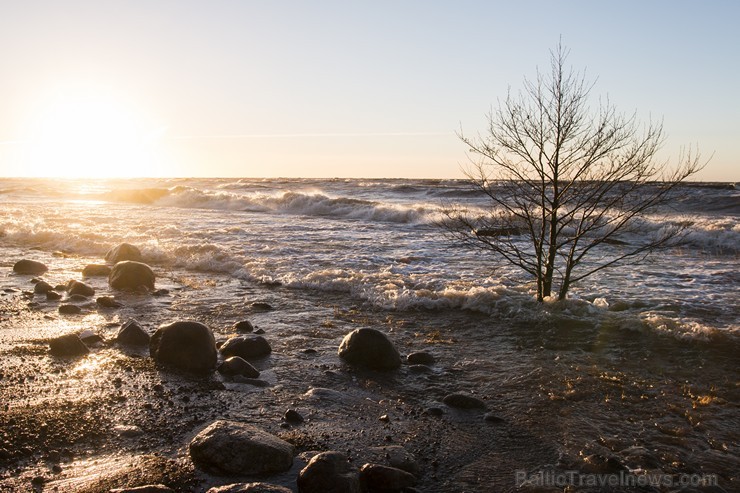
[189,420,294,475]
[233,320,254,333]
[217,356,260,378]
[105,243,143,263]
[33,280,54,294]
[149,321,217,373]
[82,264,111,277]
[13,259,48,275]
[220,335,271,359]
[338,328,401,371]
[297,451,361,493]
[109,261,155,291]
[67,280,95,297]
[359,463,417,492]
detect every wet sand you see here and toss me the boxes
[1,256,737,492]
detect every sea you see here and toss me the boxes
[0,177,738,491]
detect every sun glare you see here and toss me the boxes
[24,87,165,178]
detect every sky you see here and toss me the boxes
[0,1,737,180]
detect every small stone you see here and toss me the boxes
[97,296,123,308]
[68,294,89,302]
[51,464,62,474]
[117,319,150,346]
[49,334,89,357]
[379,414,390,423]
[233,320,254,333]
[13,259,48,275]
[442,393,486,409]
[407,351,435,365]
[46,290,62,301]
[82,264,111,277]
[58,304,82,315]
[484,412,505,423]
[218,356,260,378]
[250,302,273,311]
[78,330,103,344]
[254,328,265,335]
[67,280,95,297]
[220,335,271,359]
[31,476,45,486]
[425,407,444,416]
[33,280,54,294]
[284,409,304,424]
[359,463,417,492]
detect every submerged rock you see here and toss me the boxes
[338,328,401,371]
[49,334,89,357]
[33,280,54,294]
[67,280,95,297]
[206,483,292,493]
[105,243,143,263]
[117,319,150,346]
[217,356,260,378]
[150,321,216,373]
[297,451,361,493]
[82,264,111,277]
[220,335,271,359]
[189,420,294,475]
[13,259,48,275]
[359,463,417,492]
[442,393,486,409]
[109,261,155,291]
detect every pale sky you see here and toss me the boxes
[0,1,737,180]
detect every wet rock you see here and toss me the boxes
[218,356,260,378]
[59,304,82,315]
[13,259,48,275]
[150,321,217,373]
[97,296,123,308]
[67,280,95,297]
[46,290,62,301]
[109,261,155,291]
[68,294,89,302]
[220,335,271,359]
[233,320,254,333]
[110,486,175,493]
[284,409,304,424]
[206,483,292,493]
[33,280,54,294]
[338,328,401,371]
[79,330,103,345]
[189,420,294,475]
[82,263,111,277]
[250,302,273,311]
[54,284,67,291]
[442,393,487,409]
[49,333,90,357]
[117,319,151,346]
[253,328,265,335]
[359,463,417,492]
[406,351,435,365]
[297,451,361,493]
[105,243,143,263]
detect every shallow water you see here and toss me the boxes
[0,178,738,491]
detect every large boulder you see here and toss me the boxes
[67,280,95,297]
[359,463,417,492]
[189,421,294,475]
[149,321,217,373]
[297,451,361,493]
[117,319,151,346]
[338,328,401,371]
[109,261,155,291]
[220,335,271,359]
[82,264,111,277]
[106,243,143,263]
[49,333,90,357]
[13,259,48,275]
[206,484,292,493]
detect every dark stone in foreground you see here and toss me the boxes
[233,320,254,333]
[110,485,175,493]
[189,420,294,475]
[250,302,273,311]
[298,451,361,493]
[284,409,304,424]
[117,319,150,346]
[109,261,155,291]
[97,296,123,308]
[220,335,271,359]
[33,280,54,294]
[206,483,292,493]
[217,356,260,378]
[359,463,417,492]
[442,393,486,409]
[82,263,112,277]
[13,259,48,275]
[46,290,62,301]
[67,280,95,297]
[49,334,89,357]
[407,351,435,365]
[106,242,143,263]
[338,328,401,371]
[59,304,82,315]
[150,321,216,373]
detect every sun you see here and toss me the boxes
[24,86,166,178]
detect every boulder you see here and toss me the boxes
[217,356,260,378]
[406,351,435,365]
[206,484,292,493]
[59,304,82,315]
[150,321,217,373]
[67,280,95,297]
[33,280,54,294]
[338,328,401,371]
[442,393,486,409]
[359,463,417,492]
[46,291,62,301]
[109,261,155,291]
[233,320,254,333]
[82,264,111,277]
[97,296,123,308]
[105,243,143,263]
[220,335,271,359]
[189,420,294,475]
[283,409,304,424]
[117,319,150,346]
[49,334,89,357]
[297,451,361,493]
[13,259,48,275]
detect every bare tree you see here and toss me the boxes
[442,44,705,302]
